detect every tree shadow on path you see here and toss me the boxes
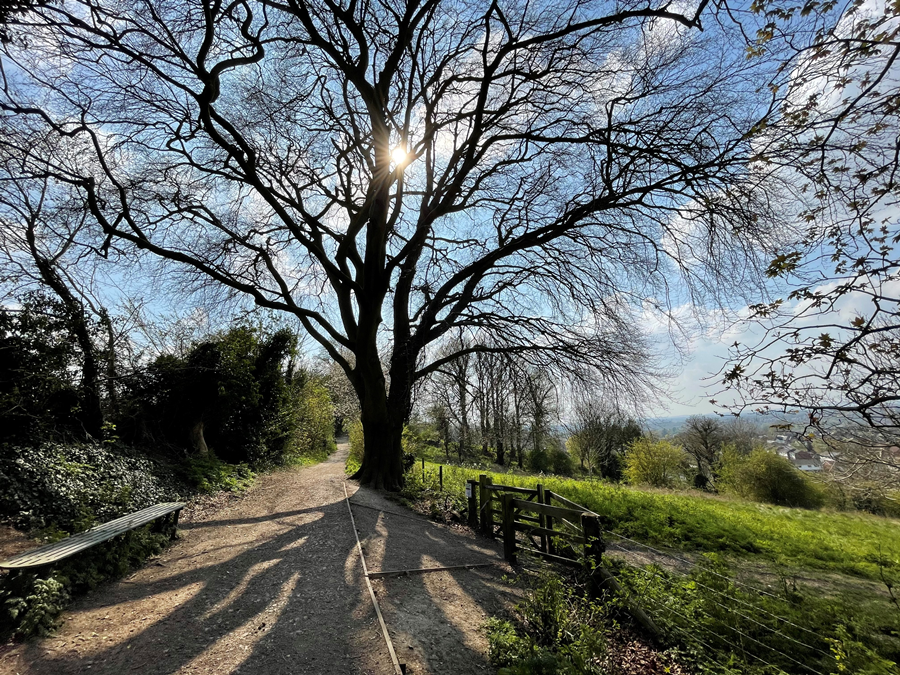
[1,456,393,675]
[348,486,520,675]
[0,451,520,675]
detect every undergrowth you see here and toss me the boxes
[183,456,256,494]
[0,442,265,640]
[1,523,174,638]
[396,462,900,672]
[489,559,900,675]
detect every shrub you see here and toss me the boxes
[347,418,365,472]
[0,525,172,638]
[549,447,573,476]
[623,438,687,488]
[0,441,184,533]
[183,456,255,494]
[525,444,573,476]
[717,447,825,508]
[527,447,550,473]
[485,570,613,675]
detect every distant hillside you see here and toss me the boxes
[643,411,808,436]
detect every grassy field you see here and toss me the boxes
[402,461,900,673]
[421,462,900,582]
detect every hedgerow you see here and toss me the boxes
[0,442,184,533]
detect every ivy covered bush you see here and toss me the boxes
[0,441,184,533]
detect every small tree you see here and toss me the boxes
[624,438,687,489]
[717,447,824,508]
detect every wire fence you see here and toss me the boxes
[594,528,837,675]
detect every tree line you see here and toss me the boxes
[0,291,334,466]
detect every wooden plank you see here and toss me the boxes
[479,475,493,536]
[517,546,581,567]
[0,502,185,570]
[536,484,547,552]
[343,484,405,675]
[547,491,599,516]
[466,479,479,529]
[485,485,538,496]
[510,499,587,522]
[367,563,495,579]
[501,494,516,563]
[544,488,555,555]
[517,514,541,524]
[513,523,580,542]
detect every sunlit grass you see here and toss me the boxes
[428,463,900,580]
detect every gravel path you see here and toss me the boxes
[0,445,518,675]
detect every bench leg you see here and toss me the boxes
[150,512,181,539]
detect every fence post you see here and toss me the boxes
[536,483,547,552]
[581,513,605,565]
[581,514,660,639]
[439,465,443,491]
[544,490,555,554]
[479,474,493,536]
[466,479,479,529]
[422,457,425,481]
[501,493,517,564]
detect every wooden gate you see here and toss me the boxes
[466,475,604,566]
[465,474,660,638]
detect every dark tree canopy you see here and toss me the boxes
[0,0,803,487]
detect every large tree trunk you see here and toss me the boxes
[350,339,410,490]
[354,408,405,490]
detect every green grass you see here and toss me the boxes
[428,463,900,581]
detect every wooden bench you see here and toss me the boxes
[0,502,186,570]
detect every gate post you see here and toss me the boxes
[479,474,494,536]
[581,513,605,568]
[544,489,555,554]
[536,484,546,552]
[501,493,517,564]
[466,479,479,530]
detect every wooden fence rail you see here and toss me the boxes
[466,474,660,639]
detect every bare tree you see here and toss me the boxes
[1,0,799,487]
[524,368,557,458]
[567,398,641,479]
[677,415,722,488]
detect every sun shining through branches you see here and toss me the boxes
[0,0,826,488]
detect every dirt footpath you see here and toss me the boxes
[0,445,518,675]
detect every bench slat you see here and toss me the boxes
[0,502,186,570]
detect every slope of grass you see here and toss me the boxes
[428,463,900,580]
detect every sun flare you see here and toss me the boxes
[391,145,408,166]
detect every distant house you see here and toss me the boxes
[790,450,822,471]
